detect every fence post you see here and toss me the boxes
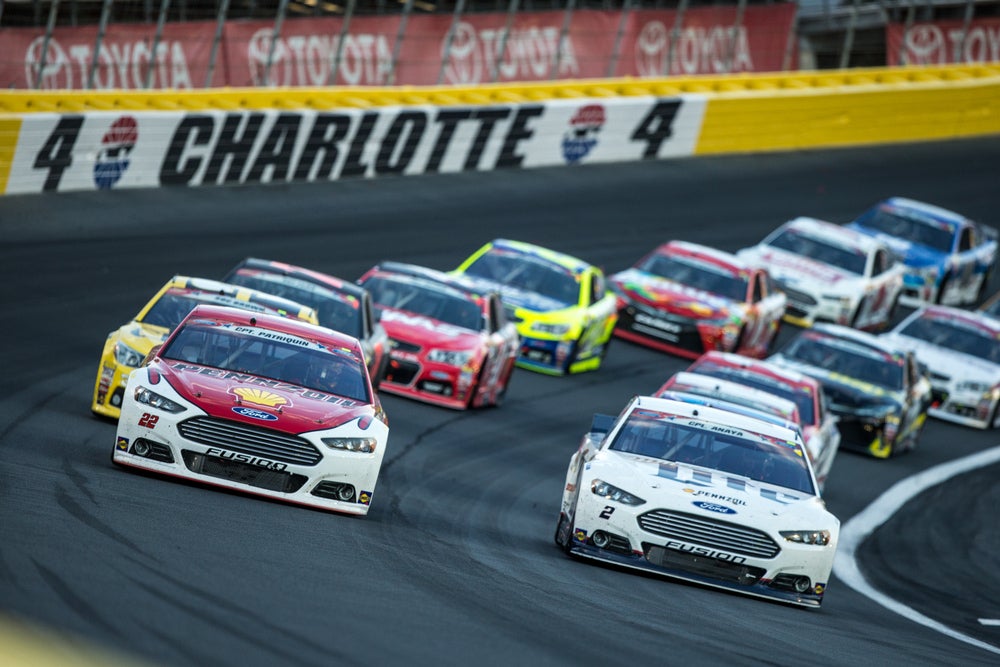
[263,0,290,86]
[437,0,468,85]
[144,0,172,89]
[388,0,415,85]
[492,0,520,83]
[328,0,357,85]
[607,0,632,78]
[86,0,114,89]
[549,0,577,80]
[33,0,61,89]
[204,0,230,87]
[666,0,690,75]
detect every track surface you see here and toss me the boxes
[2,139,1000,666]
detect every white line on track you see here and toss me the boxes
[980,620,1000,627]
[834,444,1000,656]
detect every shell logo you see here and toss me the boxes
[232,387,289,408]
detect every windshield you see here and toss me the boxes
[227,271,363,338]
[364,276,482,331]
[899,314,1000,363]
[783,333,905,390]
[142,290,280,330]
[768,228,868,275]
[688,361,817,425]
[856,208,954,253]
[609,409,813,494]
[463,248,580,307]
[161,323,369,403]
[637,253,748,302]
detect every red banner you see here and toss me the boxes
[887,18,1000,66]
[0,4,797,90]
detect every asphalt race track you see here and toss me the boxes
[2,137,1000,667]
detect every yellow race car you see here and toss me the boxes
[453,239,618,375]
[91,275,318,419]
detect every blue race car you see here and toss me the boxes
[847,197,997,307]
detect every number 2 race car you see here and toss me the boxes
[113,305,389,516]
[92,275,317,420]
[555,395,839,608]
[453,239,618,375]
[609,240,786,359]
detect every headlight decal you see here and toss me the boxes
[591,479,645,506]
[134,386,186,413]
[780,529,831,546]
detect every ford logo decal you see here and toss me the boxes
[232,406,278,421]
[693,501,736,515]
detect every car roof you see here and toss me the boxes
[163,275,318,322]
[227,258,367,300]
[880,197,969,228]
[488,239,592,274]
[628,395,803,445]
[809,322,908,358]
[912,304,1000,335]
[782,216,882,254]
[178,304,364,356]
[368,261,486,299]
[690,350,819,390]
[663,371,800,418]
[661,240,755,274]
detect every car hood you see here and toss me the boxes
[593,452,828,521]
[156,358,375,434]
[751,247,857,287]
[611,268,734,318]
[457,274,569,313]
[848,224,944,268]
[884,334,1000,381]
[116,320,172,354]
[378,308,483,350]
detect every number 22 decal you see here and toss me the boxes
[138,412,159,428]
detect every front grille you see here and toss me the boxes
[389,339,421,353]
[644,543,766,584]
[833,417,879,448]
[775,283,817,308]
[638,509,780,559]
[619,307,703,351]
[182,451,308,493]
[384,359,420,385]
[178,416,321,466]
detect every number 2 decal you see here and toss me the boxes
[599,506,615,519]
[138,412,159,429]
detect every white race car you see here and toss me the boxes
[882,305,1000,429]
[737,217,904,330]
[114,304,389,516]
[555,395,839,608]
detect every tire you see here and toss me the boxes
[465,368,485,410]
[490,362,515,408]
[935,273,953,305]
[554,513,574,554]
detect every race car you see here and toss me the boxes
[92,275,318,420]
[555,395,839,608]
[357,262,519,409]
[113,304,388,516]
[223,258,389,387]
[771,324,932,458]
[677,351,840,492]
[609,241,786,359]
[883,305,1000,429]
[453,239,618,375]
[847,197,997,307]
[737,217,905,330]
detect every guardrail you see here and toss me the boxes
[1,63,998,195]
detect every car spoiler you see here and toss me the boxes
[590,413,616,435]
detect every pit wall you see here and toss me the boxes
[1,64,998,195]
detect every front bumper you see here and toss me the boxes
[114,402,386,516]
[565,497,835,608]
[928,386,994,429]
[379,351,479,409]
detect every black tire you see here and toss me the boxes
[554,513,574,554]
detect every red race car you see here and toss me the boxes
[358,262,520,410]
[610,241,786,359]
